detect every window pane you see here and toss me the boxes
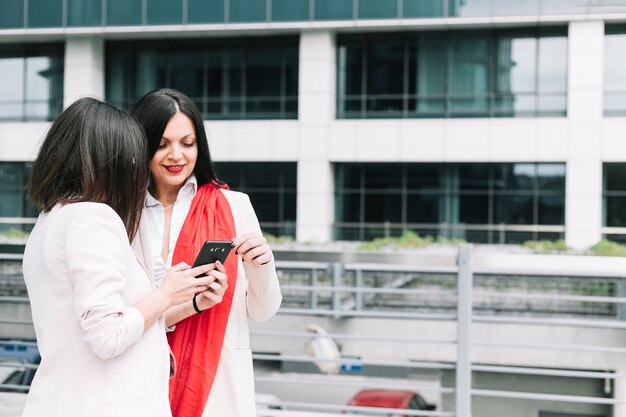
[28,0,62,27]
[315,0,353,20]
[448,0,490,17]
[403,0,444,18]
[106,37,297,120]
[366,39,404,115]
[272,0,309,21]
[407,194,443,223]
[537,163,565,192]
[0,44,63,122]
[0,56,24,120]
[248,192,280,222]
[496,35,536,115]
[337,42,363,116]
[107,0,142,25]
[147,0,182,24]
[406,164,442,191]
[364,193,402,222]
[188,0,224,23]
[538,36,567,93]
[492,0,538,16]
[494,195,533,224]
[358,0,397,19]
[336,192,362,222]
[68,0,102,26]
[0,0,24,28]
[230,0,266,22]
[605,196,626,227]
[415,35,447,115]
[364,164,402,190]
[457,164,490,191]
[459,195,489,224]
[605,163,626,192]
[0,163,36,218]
[493,163,535,191]
[605,33,626,92]
[449,34,490,115]
[335,164,362,190]
[538,195,564,225]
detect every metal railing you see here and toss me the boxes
[1,247,626,416]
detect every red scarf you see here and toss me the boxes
[167,183,238,417]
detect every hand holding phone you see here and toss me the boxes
[192,240,233,277]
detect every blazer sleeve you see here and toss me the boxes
[65,204,145,360]
[237,193,282,322]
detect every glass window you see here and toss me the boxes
[28,0,62,27]
[605,163,626,192]
[449,33,490,116]
[338,28,567,119]
[215,162,297,237]
[0,44,64,122]
[68,0,102,26]
[366,38,405,116]
[230,0,266,22]
[0,163,38,221]
[188,0,224,23]
[272,0,309,21]
[107,0,142,25]
[492,0,538,16]
[494,195,533,224]
[0,0,24,28]
[605,26,626,116]
[493,163,535,191]
[358,0,397,19]
[403,0,444,18]
[407,194,443,223]
[334,162,565,242]
[606,196,626,227]
[315,0,353,20]
[105,36,298,120]
[448,0,490,17]
[365,193,402,222]
[147,0,182,24]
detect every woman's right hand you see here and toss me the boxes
[159,262,214,307]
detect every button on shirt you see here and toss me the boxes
[143,175,198,284]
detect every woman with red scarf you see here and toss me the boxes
[131,88,282,417]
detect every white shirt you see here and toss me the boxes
[144,175,198,282]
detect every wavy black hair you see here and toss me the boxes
[130,88,220,188]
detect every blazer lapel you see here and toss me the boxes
[131,216,156,287]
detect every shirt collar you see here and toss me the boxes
[145,175,198,208]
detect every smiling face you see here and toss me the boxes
[149,111,198,200]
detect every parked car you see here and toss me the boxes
[0,340,40,393]
[346,389,436,416]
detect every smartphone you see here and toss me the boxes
[192,240,233,277]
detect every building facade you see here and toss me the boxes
[2,0,626,248]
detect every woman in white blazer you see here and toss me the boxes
[22,98,222,417]
[131,89,282,417]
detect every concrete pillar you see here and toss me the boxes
[565,21,604,249]
[296,31,335,242]
[63,36,105,108]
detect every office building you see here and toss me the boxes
[2,0,626,248]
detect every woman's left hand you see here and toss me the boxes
[232,233,273,266]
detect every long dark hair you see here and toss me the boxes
[130,88,220,187]
[28,97,148,241]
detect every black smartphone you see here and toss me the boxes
[192,240,233,277]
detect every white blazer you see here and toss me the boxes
[139,189,282,417]
[22,202,171,417]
